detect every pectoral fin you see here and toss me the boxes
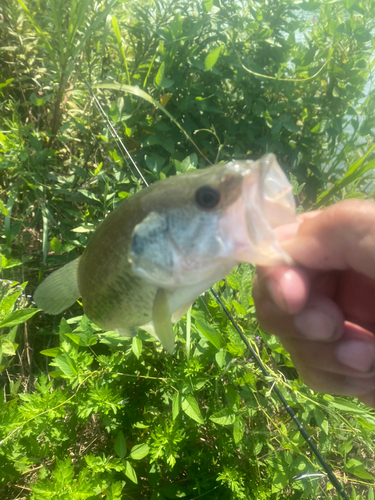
[152,288,175,354]
[171,301,194,323]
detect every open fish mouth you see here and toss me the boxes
[220,154,296,265]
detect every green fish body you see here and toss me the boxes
[34,154,295,353]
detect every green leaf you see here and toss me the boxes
[1,338,16,356]
[368,487,374,500]
[111,15,122,45]
[181,395,204,424]
[0,308,40,328]
[72,224,96,233]
[351,468,373,480]
[124,460,138,484]
[233,416,245,444]
[313,408,329,435]
[159,77,174,89]
[64,333,86,346]
[10,378,21,396]
[0,78,13,91]
[59,317,72,336]
[77,189,101,202]
[54,354,78,377]
[205,46,222,71]
[210,407,236,426]
[346,458,362,469]
[195,319,222,350]
[172,391,181,420]
[202,0,213,11]
[65,332,97,347]
[329,399,367,414]
[30,92,46,106]
[50,237,62,253]
[282,121,300,133]
[105,481,124,500]
[232,301,246,317]
[5,325,18,343]
[129,443,150,460]
[354,26,371,43]
[0,200,8,216]
[114,431,127,459]
[215,349,225,368]
[1,258,22,269]
[132,336,142,359]
[155,62,165,87]
[271,471,289,493]
[40,347,60,357]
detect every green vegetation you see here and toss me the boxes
[1,0,375,498]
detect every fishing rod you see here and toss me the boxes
[86,83,350,500]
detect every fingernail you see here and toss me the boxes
[294,307,337,340]
[336,341,375,373]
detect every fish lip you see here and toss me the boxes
[258,154,296,228]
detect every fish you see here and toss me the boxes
[34,154,296,354]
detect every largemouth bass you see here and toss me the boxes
[34,154,295,353]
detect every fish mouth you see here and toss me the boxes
[220,154,296,266]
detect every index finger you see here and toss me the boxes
[282,200,375,279]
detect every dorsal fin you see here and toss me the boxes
[152,288,175,354]
[34,258,81,314]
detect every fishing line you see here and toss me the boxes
[85,83,149,187]
[87,84,349,500]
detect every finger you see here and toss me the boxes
[254,283,344,341]
[335,269,375,330]
[296,210,321,221]
[282,200,375,279]
[274,211,321,242]
[358,392,375,408]
[293,363,375,400]
[282,322,375,378]
[254,266,310,315]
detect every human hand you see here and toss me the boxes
[253,199,375,408]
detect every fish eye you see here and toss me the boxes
[195,186,220,209]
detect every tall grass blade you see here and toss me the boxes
[186,306,191,362]
[143,53,156,88]
[111,15,130,85]
[101,14,113,72]
[15,0,56,64]
[42,215,49,266]
[316,144,375,206]
[68,0,118,76]
[67,0,91,54]
[4,190,17,253]
[49,0,64,66]
[93,82,212,164]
